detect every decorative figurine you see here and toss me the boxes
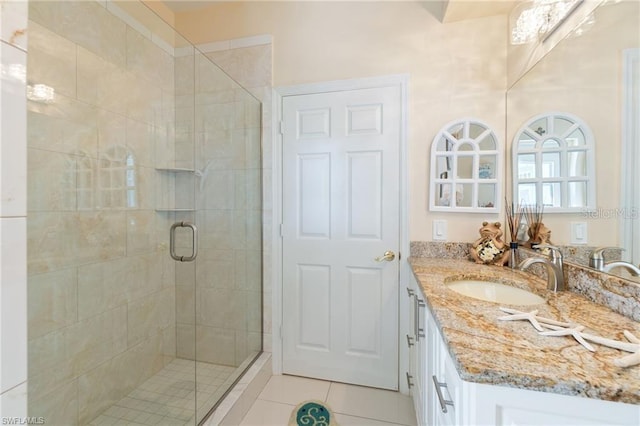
[470,221,510,266]
[525,222,552,249]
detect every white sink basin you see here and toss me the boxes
[447,280,545,306]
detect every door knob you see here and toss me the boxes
[375,251,396,262]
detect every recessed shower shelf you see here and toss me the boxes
[155,208,196,212]
[155,167,196,173]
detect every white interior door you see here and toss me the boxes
[281,85,401,389]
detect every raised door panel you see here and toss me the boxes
[296,264,331,351]
[297,154,331,239]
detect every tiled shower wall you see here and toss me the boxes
[26,2,177,424]
[173,50,263,367]
[203,39,273,352]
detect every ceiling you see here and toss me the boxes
[162,0,520,22]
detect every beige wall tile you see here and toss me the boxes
[196,249,235,289]
[77,334,165,424]
[205,45,272,90]
[27,107,99,158]
[177,323,195,360]
[176,286,196,325]
[27,212,76,274]
[28,268,77,339]
[77,261,127,321]
[127,287,175,348]
[202,170,235,210]
[28,379,78,426]
[26,21,77,99]
[134,166,156,210]
[125,76,163,125]
[195,325,236,366]
[66,305,127,376]
[247,290,262,334]
[198,288,247,331]
[196,53,237,95]
[175,55,195,97]
[161,324,177,364]
[27,149,77,212]
[125,26,174,93]
[126,118,153,168]
[126,210,157,255]
[30,1,126,69]
[76,47,129,117]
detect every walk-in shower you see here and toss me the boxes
[26,1,262,424]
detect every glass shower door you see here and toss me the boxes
[189,50,263,423]
[26,1,261,425]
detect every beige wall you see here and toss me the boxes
[174,1,509,243]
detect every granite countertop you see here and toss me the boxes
[409,257,640,405]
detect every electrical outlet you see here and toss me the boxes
[433,220,447,241]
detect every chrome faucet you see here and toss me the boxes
[602,261,640,276]
[518,245,565,292]
[588,247,640,276]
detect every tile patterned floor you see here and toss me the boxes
[239,375,417,426]
[89,366,417,426]
[89,359,236,426]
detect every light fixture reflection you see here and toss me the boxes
[510,0,583,45]
[27,83,55,104]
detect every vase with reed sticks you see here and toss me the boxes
[505,200,524,269]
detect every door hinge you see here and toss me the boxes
[280,223,284,237]
[279,120,284,135]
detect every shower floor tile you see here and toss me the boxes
[89,358,236,426]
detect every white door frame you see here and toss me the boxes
[271,74,411,394]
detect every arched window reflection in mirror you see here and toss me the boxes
[512,112,595,212]
[430,118,501,212]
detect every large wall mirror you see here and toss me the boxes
[506,0,639,280]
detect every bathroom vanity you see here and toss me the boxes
[406,258,640,426]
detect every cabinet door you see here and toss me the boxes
[427,309,462,426]
[473,380,640,426]
[407,275,426,425]
[414,291,427,426]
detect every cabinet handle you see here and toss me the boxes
[406,372,414,388]
[415,298,426,341]
[432,375,454,413]
[406,334,414,347]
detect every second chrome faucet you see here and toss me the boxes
[589,247,640,276]
[518,244,565,292]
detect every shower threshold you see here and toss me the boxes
[88,359,236,426]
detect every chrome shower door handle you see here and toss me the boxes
[169,221,198,262]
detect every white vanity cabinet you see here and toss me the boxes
[408,273,640,426]
[406,276,428,426]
